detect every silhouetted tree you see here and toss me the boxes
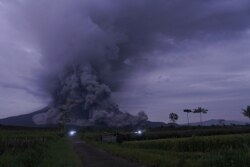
[193,107,208,125]
[169,113,178,123]
[183,109,192,126]
[242,106,250,120]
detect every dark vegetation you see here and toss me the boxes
[242,106,250,120]
[0,125,82,167]
[81,125,250,167]
[0,105,249,167]
[169,113,179,123]
[81,125,250,142]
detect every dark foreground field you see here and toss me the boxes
[92,134,250,167]
[1,125,250,167]
[82,126,250,167]
[0,127,82,167]
[72,139,143,167]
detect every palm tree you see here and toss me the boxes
[242,106,250,120]
[169,113,179,123]
[183,109,192,126]
[193,107,208,126]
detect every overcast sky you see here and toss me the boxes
[1,0,250,123]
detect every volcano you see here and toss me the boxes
[30,65,148,127]
[0,108,48,127]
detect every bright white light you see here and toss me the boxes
[69,130,77,136]
[134,130,143,135]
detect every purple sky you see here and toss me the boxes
[1,0,250,123]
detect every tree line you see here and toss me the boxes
[169,106,250,125]
[169,107,208,125]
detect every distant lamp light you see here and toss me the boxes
[69,130,77,136]
[134,130,143,135]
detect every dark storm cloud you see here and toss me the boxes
[12,0,250,92]
[1,0,250,121]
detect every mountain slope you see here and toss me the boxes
[0,107,48,127]
[188,119,248,126]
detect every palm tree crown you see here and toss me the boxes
[184,109,193,113]
[193,107,208,125]
[193,107,208,114]
[242,106,250,119]
[183,109,192,125]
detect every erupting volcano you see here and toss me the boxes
[1,0,250,127]
[33,64,148,127]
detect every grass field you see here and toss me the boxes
[0,129,82,167]
[84,133,250,167]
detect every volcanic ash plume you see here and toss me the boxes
[33,65,148,127]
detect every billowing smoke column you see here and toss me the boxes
[33,64,148,127]
[7,0,248,126]
[19,0,154,127]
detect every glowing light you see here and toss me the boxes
[134,130,143,135]
[68,130,77,136]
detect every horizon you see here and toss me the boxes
[0,106,248,125]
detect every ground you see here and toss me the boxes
[72,139,144,167]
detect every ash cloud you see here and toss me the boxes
[33,64,148,127]
[18,0,250,92]
[1,0,250,123]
